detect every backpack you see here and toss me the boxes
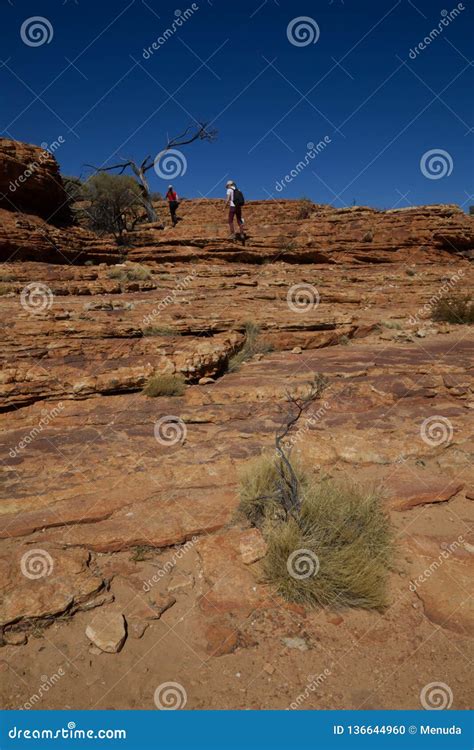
[233,188,245,207]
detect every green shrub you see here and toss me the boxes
[431,294,473,324]
[108,263,152,282]
[142,325,177,337]
[142,373,185,397]
[296,197,313,220]
[239,454,393,610]
[228,322,273,372]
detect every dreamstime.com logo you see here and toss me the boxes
[420,415,453,447]
[142,270,196,326]
[154,681,187,709]
[420,682,453,710]
[408,4,465,60]
[287,548,320,579]
[9,137,65,193]
[20,668,66,710]
[154,148,187,179]
[287,283,320,314]
[288,668,332,709]
[420,149,453,180]
[20,549,54,579]
[154,415,187,446]
[20,16,54,46]
[409,535,465,592]
[20,282,54,314]
[408,269,463,325]
[287,16,320,46]
[275,137,331,193]
[143,5,199,59]
[143,537,197,591]
[9,402,65,458]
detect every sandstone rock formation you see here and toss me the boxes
[0,140,472,710]
[0,139,71,225]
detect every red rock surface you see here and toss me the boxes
[0,140,472,710]
[0,139,71,225]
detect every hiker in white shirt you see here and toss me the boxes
[225,180,245,242]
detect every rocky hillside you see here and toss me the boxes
[0,140,472,711]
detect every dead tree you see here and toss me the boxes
[275,374,327,517]
[85,122,217,223]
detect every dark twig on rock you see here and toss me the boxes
[275,374,327,517]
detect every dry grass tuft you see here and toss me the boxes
[142,373,186,397]
[431,294,473,324]
[108,263,152,282]
[228,322,273,372]
[239,454,393,610]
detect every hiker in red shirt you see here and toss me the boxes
[166,185,180,227]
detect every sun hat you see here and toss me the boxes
[226,180,235,187]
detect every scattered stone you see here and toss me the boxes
[263,662,275,675]
[291,346,302,354]
[282,637,308,652]
[327,615,343,626]
[85,611,127,653]
[205,621,240,656]
[239,528,268,565]
[128,620,148,639]
[3,631,27,646]
[198,377,215,385]
[167,573,194,593]
[153,591,177,613]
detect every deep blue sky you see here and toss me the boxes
[1,0,473,208]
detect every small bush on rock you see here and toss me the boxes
[228,322,273,372]
[108,263,152,282]
[297,197,313,220]
[431,294,473,324]
[142,373,185,397]
[239,454,393,610]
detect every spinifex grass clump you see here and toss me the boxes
[264,478,392,609]
[238,377,393,610]
[238,453,308,527]
[142,373,185,397]
[239,457,392,610]
[228,322,273,372]
[108,263,152,282]
[431,294,473,324]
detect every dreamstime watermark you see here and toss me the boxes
[20,549,54,579]
[420,149,453,180]
[20,282,54,314]
[154,681,187,709]
[409,535,465,592]
[142,270,196,326]
[420,415,453,447]
[20,16,54,46]
[287,548,320,579]
[420,682,453,710]
[286,400,331,448]
[154,415,187,446]
[20,667,66,710]
[288,668,331,709]
[408,4,465,59]
[9,402,65,458]
[154,148,187,179]
[9,137,65,193]
[287,283,320,314]
[275,137,331,192]
[408,269,464,325]
[287,16,320,46]
[143,537,197,591]
[142,5,199,59]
